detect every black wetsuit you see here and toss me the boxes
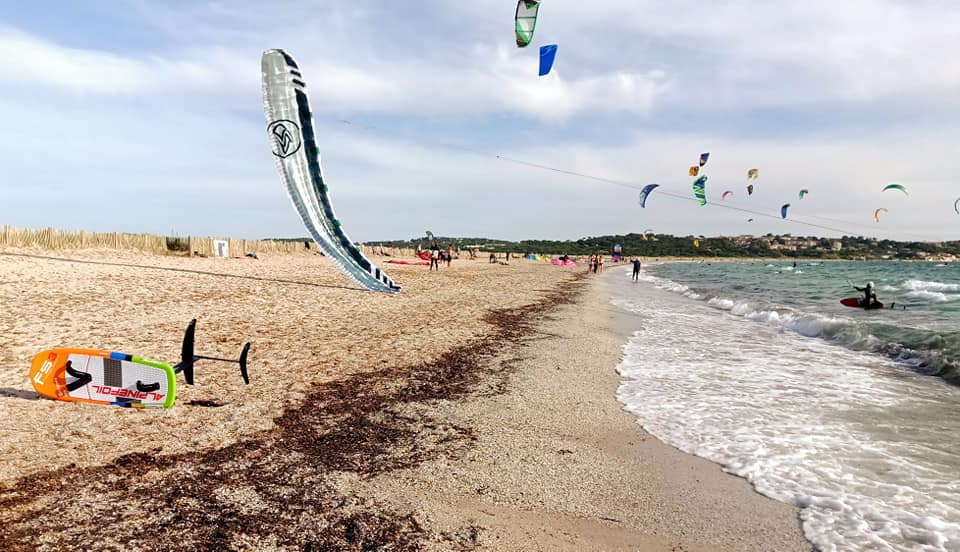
[854,286,879,308]
[632,260,641,281]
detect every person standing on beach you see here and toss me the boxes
[445,245,454,267]
[632,258,641,281]
[430,243,441,271]
[588,254,596,273]
[597,255,604,273]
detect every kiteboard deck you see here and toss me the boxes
[30,349,176,408]
[840,298,886,309]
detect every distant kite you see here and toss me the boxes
[874,207,888,222]
[722,191,733,200]
[539,44,558,76]
[689,165,700,177]
[693,239,700,248]
[747,184,754,196]
[781,203,791,219]
[747,168,759,180]
[692,175,708,206]
[799,189,809,199]
[955,198,960,215]
[699,152,710,167]
[883,183,908,196]
[515,0,541,48]
[638,184,660,208]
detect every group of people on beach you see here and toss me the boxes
[428,242,454,271]
[588,254,604,274]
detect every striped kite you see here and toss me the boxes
[692,175,708,206]
[262,49,400,293]
[515,1,541,48]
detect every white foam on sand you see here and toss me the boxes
[611,268,960,552]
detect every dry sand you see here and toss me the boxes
[0,250,809,550]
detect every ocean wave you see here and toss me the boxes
[907,290,954,303]
[904,279,960,292]
[636,269,960,384]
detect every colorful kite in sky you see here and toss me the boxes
[692,175,708,206]
[515,1,541,48]
[883,183,908,196]
[539,44,558,76]
[638,184,660,208]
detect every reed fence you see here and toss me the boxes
[0,226,305,256]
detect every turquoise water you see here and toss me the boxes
[650,261,960,382]
[611,261,960,550]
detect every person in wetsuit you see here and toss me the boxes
[854,282,879,309]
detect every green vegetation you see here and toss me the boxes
[364,234,960,260]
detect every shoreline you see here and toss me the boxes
[362,270,810,551]
[0,249,809,550]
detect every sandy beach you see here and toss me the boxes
[0,250,807,550]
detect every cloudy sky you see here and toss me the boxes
[1,1,958,242]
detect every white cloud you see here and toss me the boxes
[1,2,959,241]
[0,27,253,96]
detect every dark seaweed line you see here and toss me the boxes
[0,273,587,552]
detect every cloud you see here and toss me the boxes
[0,27,253,96]
[1,2,958,242]
[0,21,668,122]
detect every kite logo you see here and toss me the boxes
[268,120,301,158]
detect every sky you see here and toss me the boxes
[1,0,958,242]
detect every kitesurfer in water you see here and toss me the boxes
[854,282,880,309]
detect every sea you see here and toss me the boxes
[610,261,960,552]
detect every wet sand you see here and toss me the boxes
[0,249,808,550]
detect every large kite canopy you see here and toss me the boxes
[780,203,791,219]
[692,175,708,206]
[638,184,660,208]
[874,207,888,222]
[699,152,710,167]
[515,0,541,48]
[262,49,400,294]
[539,44,558,76]
[883,183,908,195]
[747,168,759,180]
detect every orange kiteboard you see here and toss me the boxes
[30,349,176,408]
